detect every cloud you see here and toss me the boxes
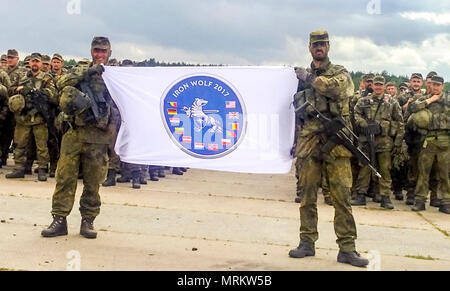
[260,33,450,80]
[1,0,449,80]
[399,11,450,25]
[111,42,252,65]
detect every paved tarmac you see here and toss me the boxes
[0,161,449,271]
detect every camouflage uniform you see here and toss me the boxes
[0,70,11,164]
[294,52,357,252]
[9,61,56,170]
[51,38,119,218]
[47,57,70,176]
[401,86,426,202]
[353,76,404,205]
[409,81,449,209]
[4,51,27,165]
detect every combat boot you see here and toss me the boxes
[37,168,47,182]
[102,169,116,187]
[5,168,25,179]
[116,173,131,183]
[294,196,302,203]
[180,167,188,172]
[158,168,166,178]
[405,190,415,205]
[41,215,68,237]
[49,169,56,178]
[438,204,450,214]
[372,193,382,203]
[288,242,315,258]
[172,167,184,175]
[394,191,403,201]
[337,251,369,268]
[131,171,141,189]
[140,171,147,185]
[351,193,366,206]
[80,217,97,239]
[411,200,425,211]
[380,196,394,210]
[430,199,441,208]
[149,169,159,181]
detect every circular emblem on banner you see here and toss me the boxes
[161,74,246,159]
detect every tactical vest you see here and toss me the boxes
[295,61,352,121]
[426,92,449,133]
[357,94,400,137]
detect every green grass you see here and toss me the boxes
[405,255,439,261]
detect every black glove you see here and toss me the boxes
[87,64,105,76]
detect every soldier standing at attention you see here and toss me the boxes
[41,55,52,73]
[6,53,55,181]
[408,75,449,214]
[289,30,368,267]
[401,73,426,205]
[41,37,120,239]
[3,49,26,166]
[351,76,404,209]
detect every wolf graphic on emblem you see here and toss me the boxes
[182,98,222,133]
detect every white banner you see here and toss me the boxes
[103,66,297,174]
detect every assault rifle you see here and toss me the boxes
[23,88,51,123]
[295,101,381,178]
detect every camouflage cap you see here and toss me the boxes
[426,71,437,79]
[363,73,375,82]
[52,53,64,62]
[91,36,111,49]
[399,82,409,89]
[410,73,423,80]
[78,58,91,65]
[386,81,396,87]
[1,54,6,61]
[430,75,444,85]
[107,58,119,66]
[121,59,133,66]
[41,55,51,64]
[24,55,31,63]
[309,30,329,44]
[30,53,42,62]
[7,49,18,57]
[373,75,385,85]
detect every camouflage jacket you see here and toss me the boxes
[13,71,56,125]
[409,92,449,136]
[354,93,404,152]
[0,70,11,121]
[398,90,424,119]
[294,57,354,159]
[57,64,119,144]
[7,65,27,96]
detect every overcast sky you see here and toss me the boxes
[2,0,449,79]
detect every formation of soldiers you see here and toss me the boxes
[294,66,450,215]
[0,49,188,189]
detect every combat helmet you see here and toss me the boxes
[8,94,25,113]
[407,109,432,131]
[59,86,92,115]
[0,84,7,98]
